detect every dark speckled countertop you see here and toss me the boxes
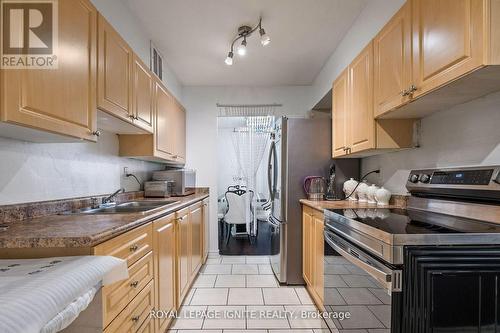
[0,192,208,249]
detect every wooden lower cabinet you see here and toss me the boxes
[302,206,324,308]
[102,251,154,326]
[103,280,155,333]
[176,207,191,303]
[93,223,153,267]
[176,202,204,305]
[153,214,176,333]
[202,199,210,262]
[190,203,203,275]
[92,196,208,333]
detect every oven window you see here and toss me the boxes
[324,242,392,331]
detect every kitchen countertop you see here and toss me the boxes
[0,192,208,249]
[300,196,407,211]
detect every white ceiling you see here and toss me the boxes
[124,0,367,86]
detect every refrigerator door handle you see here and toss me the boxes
[268,141,276,201]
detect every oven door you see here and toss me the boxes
[323,229,401,332]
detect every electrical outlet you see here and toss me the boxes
[123,167,129,176]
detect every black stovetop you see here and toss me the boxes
[326,208,500,235]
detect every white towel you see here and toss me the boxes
[0,256,128,333]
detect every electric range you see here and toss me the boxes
[322,166,500,332]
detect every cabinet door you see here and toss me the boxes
[302,210,313,285]
[1,0,97,141]
[202,200,210,262]
[154,81,175,159]
[190,205,203,277]
[177,209,190,303]
[173,102,186,162]
[412,0,485,97]
[348,42,375,154]
[153,214,176,333]
[97,14,133,120]
[332,69,349,158]
[132,56,154,133]
[312,214,324,302]
[374,2,412,117]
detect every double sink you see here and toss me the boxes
[61,200,180,215]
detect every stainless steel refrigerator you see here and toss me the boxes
[267,116,359,284]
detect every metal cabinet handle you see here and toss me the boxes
[408,84,417,94]
[131,315,140,322]
[401,89,409,96]
[130,280,139,288]
[92,130,101,137]
[129,244,139,252]
[177,216,186,222]
[128,114,135,119]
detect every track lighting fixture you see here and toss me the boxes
[224,17,270,66]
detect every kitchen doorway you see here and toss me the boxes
[216,115,276,255]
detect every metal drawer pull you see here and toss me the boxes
[130,280,139,288]
[129,244,139,252]
[131,315,140,322]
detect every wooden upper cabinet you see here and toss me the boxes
[332,69,348,158]
[374,1,412,117]
[153,214,176,332]
[411,0,485,97]
[132,56,154,133]
[97,14,133,121]
[0,0,97,142]
[348,42,375,154]
[173,102,186,162]
[154,80,175,159]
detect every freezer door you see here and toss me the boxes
[269,215,287,283]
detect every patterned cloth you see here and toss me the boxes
[0,256,128,333]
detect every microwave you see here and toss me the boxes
[152,169,196,196]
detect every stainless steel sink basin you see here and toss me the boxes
[61,200,179,215]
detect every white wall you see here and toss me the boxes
[361,92,500,194]
[90,0,183,101]
[0,132,164,205]
[184,86,313,252]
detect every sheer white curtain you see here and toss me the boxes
[230,116,274,236]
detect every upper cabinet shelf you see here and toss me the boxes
[375,0,500,119]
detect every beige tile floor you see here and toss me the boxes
[169,253,337,333]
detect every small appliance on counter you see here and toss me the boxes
[303,176,326,200]
[153,169,196,196]
[144,180,174,198]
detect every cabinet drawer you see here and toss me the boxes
[103,251,154,326]
[94,223,152,266]
[136,317,154,333]
[104,280,155,333]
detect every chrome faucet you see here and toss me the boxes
[103,188,125,204]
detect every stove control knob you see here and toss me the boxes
[409,174,419,183]
[420,174,431,183]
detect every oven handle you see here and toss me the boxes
[324,230,402,292]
